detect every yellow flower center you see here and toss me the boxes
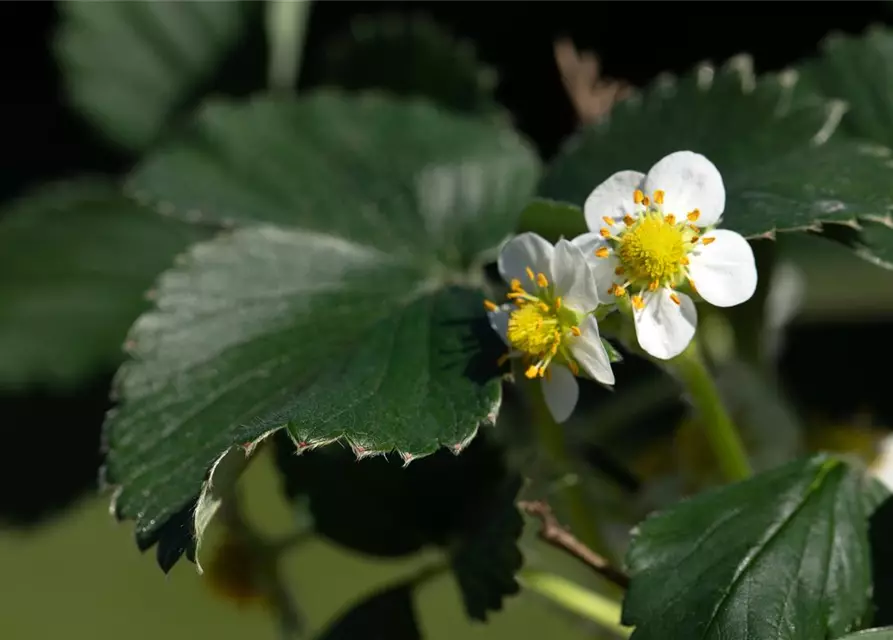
[507,303,560,355]
[619,212,687,283]
[484,268,585,379]
[594,188,714,309]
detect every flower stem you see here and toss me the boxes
[519,569,632,638]
[670,340,751,482]
[265,0,311,93]
[528,378,612,561]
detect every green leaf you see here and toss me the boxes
[274,432,524,621]
[623,455,882,640]
[318,581,421,640]
[539,56,893,241]
[798,26,893,149]
[451,474,523,621]
[516,199,586,244]
[0,180,209,389]
[104,93,539,550]
[315,13,499,115]
[55,1,257,151]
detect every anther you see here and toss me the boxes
[611,283,627,297]
[654,189,665,204]
[538,302,550,312]
[687,209,700,222]
[687,277,698,292]
[570,326,581,337]
[536,272,549,287]
[526,267,535,281]
[649,280,659,291]
[525,365,539,379]
[670,293,681,305]
[665,214,676,225]
[595,247,610,258]
[484,299,498,312]
[632,294,645,310]
[680,256,689,266]
[510,278,522,291]
[702,237,716,246]
[600,228,611,238]
[633,189,644,204]
[602,216,614,226]
[643,196,651,207]
[568,360,579,375]
[623,215,636,226]
[496,353,510,367]
[555,297,562,310]
[614,266,625,275]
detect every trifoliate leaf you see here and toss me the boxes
[0,180,209,389]
[104,93,539,552]
[315,13,499,115]
[318,581,421,640]
[622,455,882,640]
[274,432,524,621]
[54,1,258,152]
[798,26,893,149]
[540,56,893,241]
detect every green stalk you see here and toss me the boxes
[529,376,612,560]
[670,340,751,482]
[265,0,311,93]
[519,569,632,638]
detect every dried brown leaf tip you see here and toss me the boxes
[554,38,632,124]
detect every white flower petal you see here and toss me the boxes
[570,315,615,385]
[643,151,725,226]
[583,170,645,231]
[634,289,697,360]
[551,239,602,311]
[498,232,554,285]
[487,306,512,347]
[572,232,622,293]
[688,230,757,308]
[541,364,579,424]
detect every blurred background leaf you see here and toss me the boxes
[311,12,500,116]
[0,179,209,389]
[54,1,263,153]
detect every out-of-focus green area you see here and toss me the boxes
[0,451,587,640]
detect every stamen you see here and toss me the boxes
[536,272,549,287]
[654,189,665,204]
[484,299,498,312]
[538,302,550,312]
[496,353,510,367]
[664,214,676,225]
[526,267,535,281]
[680,256,689,265]
[602,216,614,226]
[632,294,645,310]
[642,196,651,207]
[568,360,579,375]
[525,365,539,379]
[633,189,644,204]
[611,283,627,297]
[623,214,636,226]
[570,326,581,336]
[687,209,700,222]
[670,293,681,305]
[614,266,625,275]
[687,277,698,292]
[555,297,562,310]
[649,280,659,291]
[702,237,716,246]
[600,228,612,238]
[510,278,522,291]
[595,247,610,258]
